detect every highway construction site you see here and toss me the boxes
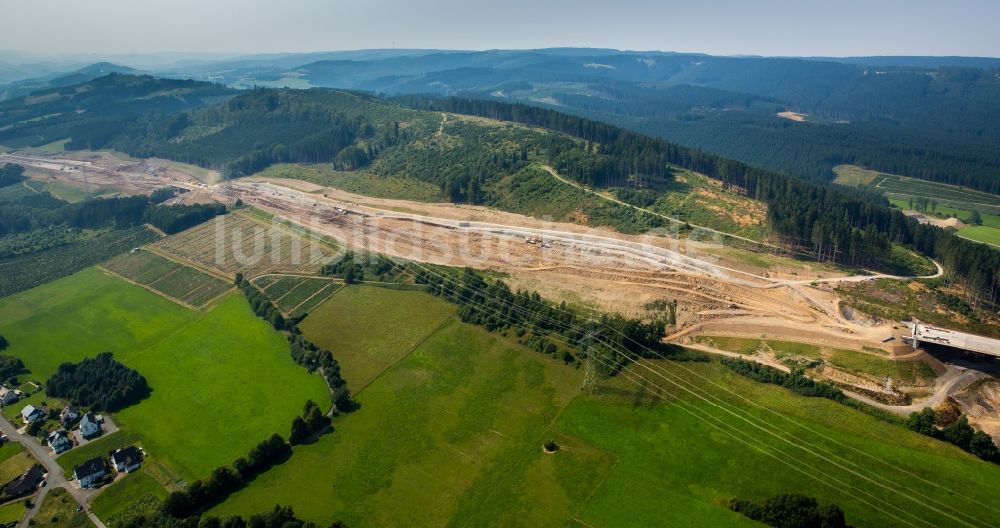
[7,149,998,437]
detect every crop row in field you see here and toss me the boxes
[252,274,343,317]
[104,250,232,309]
[0,226,160,298]
[152,212,339,278]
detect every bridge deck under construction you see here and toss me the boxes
[905,321,1000,357]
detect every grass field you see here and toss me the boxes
[0,268,329,482]
[0,442,32,484]
[253,274,342,317]
[828,351,936,383]
[90,468,168,522]
[113,294,329,479]
[254,164,443,202]
[834,165,1000,214]
[152,212,340,278]
[692,335,932,383]
[957,225,1000,247]
[0,501,24,525]
[103,250,232,309]
[33,488,92,528]
[299,285,455,389]
[210,318,594,526]
[209,307,1000,527]
[555,360,1000,527]
[838,165,1000,249]
[0,452,35,484]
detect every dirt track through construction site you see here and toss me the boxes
[5,151,932,354]
[215,178,928,353]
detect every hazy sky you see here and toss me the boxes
[2,0,999,58]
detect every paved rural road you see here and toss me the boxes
[0,416,104,528]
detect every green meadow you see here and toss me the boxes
[958,225,1000,247]
[557,361,1000,528]
[210,295,1000,527]
[210,318,592,526]
[299,285,456,389]
[0,267,328,482]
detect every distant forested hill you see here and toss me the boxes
[1,74,996,308]
[0,73,236,149]
[163,49,1000,195]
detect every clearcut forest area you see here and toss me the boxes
[0,42,998,528]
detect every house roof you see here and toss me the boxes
[47,429,68,441]
[4,466,44,496]
[20,405,39,418]
[80,412,98,425]
[111,446,141,466]
[74,457,105,479]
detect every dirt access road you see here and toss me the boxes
[4,148,933,352]
[218,177,928,353]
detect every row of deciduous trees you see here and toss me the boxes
[235,274,351,412]
[160,434,291,518]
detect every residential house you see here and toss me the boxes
[79,413,102,439]
[73,457,106,488]
[0,387,21,406]
[59,406,79,427]
[47,429,72,454]
[3,465,45,498]
[20,405,43,424]
[110,446,142,473]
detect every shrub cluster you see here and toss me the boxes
[0,354,25,380]
[729,494,852,528]
[906,408,1000,463]
[0,163,25,188]
[720,358,845,402]
[123,504,345,528]
[289,400,331,445]
[235,274,351,413]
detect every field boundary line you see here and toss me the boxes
[351,314,456,396]
[272,278,310,304]
[287,282,339,316]
[236,208,342,252]
[145,246,233,282]
[96,265,200,311]
[250,272,340,281]
[143,222,167,237]
[546,398,623,522]
[956,233,1000,249]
